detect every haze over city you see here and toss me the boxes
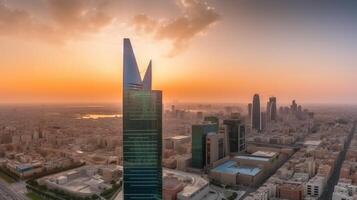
[1,1,357,200]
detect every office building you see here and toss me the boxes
[261,112,267,131]
[205,132,225,167]
[268,97,277,121]
[209,160,264,186]
[223,119,245,155]
[191,123,216,169]
[204,116,219,133]
[252,94,261,131]
[248,103,252,121]
[123,38,163,199]
[305,176,326,199]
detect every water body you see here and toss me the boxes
[80,114,122,119]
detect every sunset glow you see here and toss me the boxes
[1,0,356,104]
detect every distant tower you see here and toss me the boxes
[252,94,261,131]
[268,97,277,121]
[123,38,162,200]
[248,103,252,121]
[261,112,267,131]
[291,100,298,113]
[266,101,271,121]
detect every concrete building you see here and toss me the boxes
[332,183,357,200]
[277,183,304,200]
[176,154,192,171]
[305,175,327,199]
[165,135,191,152]
[163,177,184,200]
[209,160,264,186]
[205,132,224,168]
[233,151,279,176]
[38,165,114,198]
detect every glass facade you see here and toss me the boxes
[224,119,246,154]
[204,116,219,133]
[191,123,216,169]
[123,90,162,200]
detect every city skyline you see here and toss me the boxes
[1,0,357,104]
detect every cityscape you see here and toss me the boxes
[1,1,357,200]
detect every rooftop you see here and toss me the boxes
[170,135,191,140]
[211,161,262,176]
[304,140,322,146]
[252,151,277,158]
[235,155,270,162]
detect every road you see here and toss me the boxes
[319,123,356,200]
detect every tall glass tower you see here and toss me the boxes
[252,94,261,131]
[223,119,246,154]
[191,123,216,169]
[123,38,162,200]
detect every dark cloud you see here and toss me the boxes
[0,0,115,43]
[132,0,220,56]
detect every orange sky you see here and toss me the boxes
[0,0,356,104]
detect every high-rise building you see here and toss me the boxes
[191,123,216,169]
[268,97,277,121]
[204,116,219,133]
[123,38,163,200]
[291,100,298,113]
[205,132,225,167]
[223,119,246,155]
[252,94,261,131]
[266,101,271,121]
[248,103,252,121]
[261,112,267,131]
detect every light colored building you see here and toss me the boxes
[176,154,192,171]
[38,165,114,198]
[205,133,224,168]
[305,175,327,199]
[332,183,357,200]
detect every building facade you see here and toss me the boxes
[123,38,163,199]
[191,123,216,169]
[252,94,261,131]
[223,119,246,155]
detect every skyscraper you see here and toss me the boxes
[268,97,277,121]
[252,94,261,131]
[291,100,298,114]
[123,38,162,200]
[261,112,267,131]
[223,118,246,154]
[248,103,252,121]
[204,116,219,133]
[191,123,216,169]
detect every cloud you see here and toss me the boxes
[0,0,115,43]
[132,0,220,56]
[47,0,113,36]
[0,2,58,42]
